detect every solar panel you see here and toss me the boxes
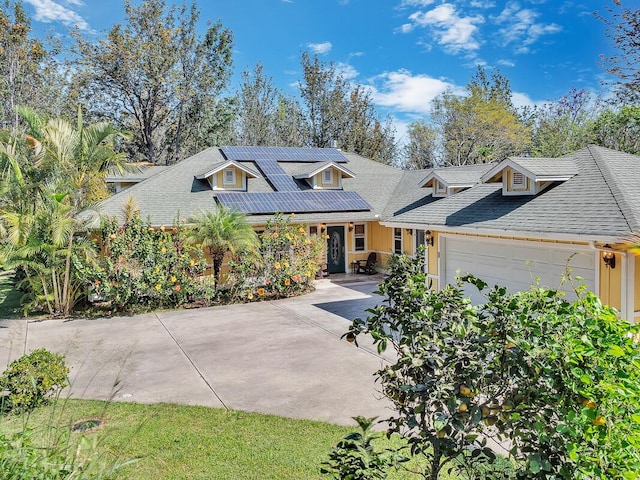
[253,158,300,191]
[217,191,371,215]
[221,146,348,163]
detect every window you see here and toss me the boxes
[512,171,525,187]
[394,228,403,254]
[223,168,236,185]
[322,169,333,184]
[354,224,365,251]
[309,225,318,236]
[415,229,425,253]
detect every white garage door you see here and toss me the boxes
[444,236,596,304]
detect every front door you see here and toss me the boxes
[326,226,346,274]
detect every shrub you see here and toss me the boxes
[0,349,69,414]
[227,213,325,302]
[88,212,211,312]
[320,416,407,479]
[344,250,640,479]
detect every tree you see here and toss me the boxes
[0,0,61,130]
[403,120,437,169]
[591,104,640,155]
[431,67,530,166]
[343,252,640,479]
[236,62,277,146]
[74,0,234,164]
[530,88,599,158]
[186,206,259,285]
[597,1,640,100]
[299,53,396,163]
[0,108,126,315]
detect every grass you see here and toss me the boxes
[0,399,414,480]
[0,271,22,319]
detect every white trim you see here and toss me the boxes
[628,254,636,323]
[195,159,259,180]
[393,227,403,255]
[353,223,366,252]
[379,222,624,244]
[223,168,236,185]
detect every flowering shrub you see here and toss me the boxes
[227,213,325,302]
[88,212,211,311]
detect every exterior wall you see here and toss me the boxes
[314,168,340,188]
[368,221,393,269]
[597,249,622,311]
[635,255,640,322]
[215,167,244,189]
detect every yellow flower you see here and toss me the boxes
[155,284,161,291]
[283,261,289,268]
[257,288,265,296]
[155,266,160,273]
[284,279,291,286]
[189,259,195,266]
[290,213,295,218]
[171,275,177,282]
[285,233,292,241]
[274,261,281,270]
[161,247,167,253]
[247,293,254,300]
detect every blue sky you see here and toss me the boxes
[23,0,616,140]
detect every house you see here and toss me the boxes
[101,146,427,275]
[384,145,640,322]
[102,145,640,321]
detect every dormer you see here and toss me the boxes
[481,157,577,196]
[294,162,355,190]
[195,160,260,191]
[419,164,489,198]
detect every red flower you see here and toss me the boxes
[173,285,182,292]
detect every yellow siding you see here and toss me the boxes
[428,231,439,276]
[598,253,622,311]
[403,229,412,255]
[315,168,340,188]
[635,255,640,315]
[216,167,243,189]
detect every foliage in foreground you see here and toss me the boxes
[0,349,68,414]
[339,250,640,479]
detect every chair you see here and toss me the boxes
[356,252,377,275]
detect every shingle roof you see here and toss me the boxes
[389,146,640,238]
[105,165,170,183]
[429,163,494,187]
[97,148,421,226]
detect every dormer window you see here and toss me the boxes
[223,168,236,185]
[322,169,334,185]
[512,171,524,186]
[481,158,577,197]
[294,162,355,190]
[434,180,447,197]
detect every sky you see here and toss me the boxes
[22,0,618,142]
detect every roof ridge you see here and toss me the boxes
[587,145,635,233]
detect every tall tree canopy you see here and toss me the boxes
[402,120,437,170]
[298,53,396,163]
[73,0,234,165]
[598,1,640,100]
[431,67,530,166]
[0,0,61,131]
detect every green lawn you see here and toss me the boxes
[0,272,22,319]
[0,399,432,480]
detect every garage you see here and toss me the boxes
[443,236,597,304]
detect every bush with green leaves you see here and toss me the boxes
[344,250,640,479]
[88,211,211,312]
[0,349,68,414]
[321,416,407,479]
[227,213,325,302]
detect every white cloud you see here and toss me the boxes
[493,2,561,53]
[307,41,333,55]
[370,70,461,114]
[511,91,545,109]
[335,62,359,80]
[404,4,484,54]
[399,0,436,6]
[469,0,495,7]
[497,59,515,67]
[24,0,90,30]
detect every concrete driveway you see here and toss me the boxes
[0,278,395,426]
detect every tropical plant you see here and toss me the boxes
[186,206,259,285]
[226,213,325,301]
[90,208,209,312]
[343,250,640,479]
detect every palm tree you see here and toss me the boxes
[187,206,259,285]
